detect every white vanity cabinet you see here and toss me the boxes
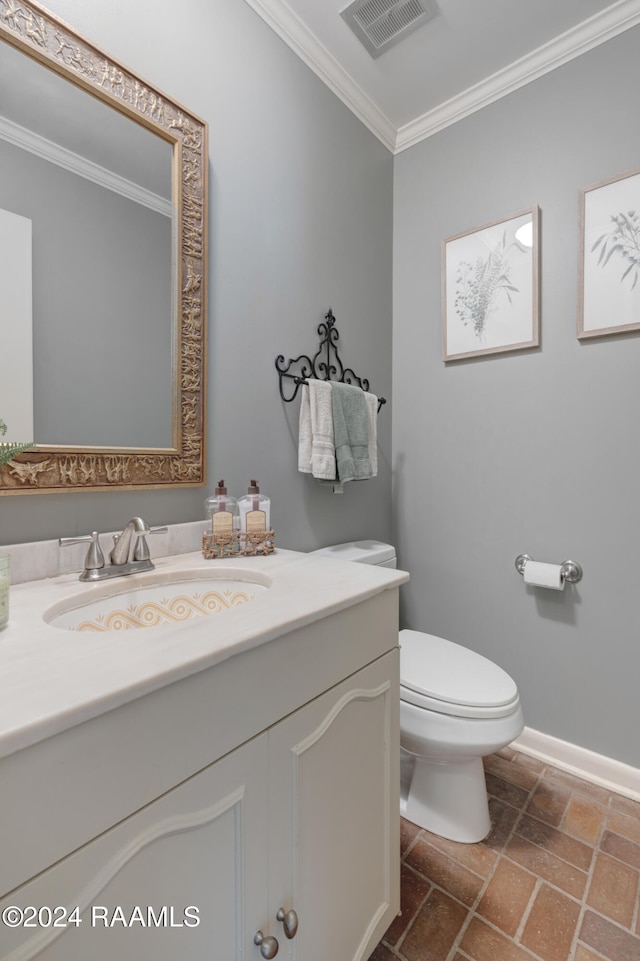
[0,585,401,961]
[0,734,271,961]
[268,650,398,960]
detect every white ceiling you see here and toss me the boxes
[243,0,640,152]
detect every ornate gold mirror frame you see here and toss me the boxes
[0,0,207,494]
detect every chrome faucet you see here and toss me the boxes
[59,517,168,582]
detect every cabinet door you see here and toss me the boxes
[0,735,269,961]
[268,650,400,961]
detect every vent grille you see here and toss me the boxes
[341,0,437,59]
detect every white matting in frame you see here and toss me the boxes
[578,167,640,339]
[442,206,540,362]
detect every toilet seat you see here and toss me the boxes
[399,629,520,720]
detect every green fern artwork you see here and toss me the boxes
[0,419,33,468]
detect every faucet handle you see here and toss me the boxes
[133,525,168,562]
[59,531,105,572]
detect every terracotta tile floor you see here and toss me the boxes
[369,747,640,961]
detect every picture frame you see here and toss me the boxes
[442,206,540,362]
[578,167,640,339]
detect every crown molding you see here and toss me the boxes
[243,0,640,155]
[395,0,640,152]
[241,0,397,152]
[0,115,173,217]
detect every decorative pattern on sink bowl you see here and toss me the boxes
[48,578,268,632]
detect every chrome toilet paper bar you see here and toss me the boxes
[515,554,583,584]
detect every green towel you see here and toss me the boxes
[331,382,372,482]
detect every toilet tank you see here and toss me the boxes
[310,540,397,569]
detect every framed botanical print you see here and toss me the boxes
[578,167,640,339]
[442,207,540,362]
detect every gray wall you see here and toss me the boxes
[0,0,394,548]
[5,0,634,768]
[392,28,640,766]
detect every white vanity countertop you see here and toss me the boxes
[0,549,408,761]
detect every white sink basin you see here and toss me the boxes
[44,570,270,632]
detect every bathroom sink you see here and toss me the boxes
[44,570,270,632]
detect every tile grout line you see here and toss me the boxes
[513,876,543,944]
[377,755,640,961]
[493,761,558,958]
[457,756,619,959]
[441,757,548,961]
[396,875,548,961]
[392,886,432,957]
[566,789,612,959]
[444,897,553,961]
[390,833,496,960]
[566,791,640,957]
[517,781,640,957]
[632,852,640,936]
[467,755,614,961]
[389,829,434,958]
[500,773,602,958]
[499,849,587,908]
[498,772,603,903]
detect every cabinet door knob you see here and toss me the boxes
[276,907,299,939]
[254,931,279,958]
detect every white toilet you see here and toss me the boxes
[310,540,524,844]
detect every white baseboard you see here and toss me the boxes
[512,727,640,803]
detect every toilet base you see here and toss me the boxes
[401,753,491,844]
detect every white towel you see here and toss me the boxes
[298,381,336,480]
[364,392,378,477]
[298,384,312,473]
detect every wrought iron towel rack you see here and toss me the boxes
[275,308,387,413]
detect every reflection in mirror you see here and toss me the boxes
[0,207,33,443]
[0,39,175,447]
[0,0,207,493]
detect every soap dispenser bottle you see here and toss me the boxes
[238,479,271,534]
[205,480,238,536]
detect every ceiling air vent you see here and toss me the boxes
[340,0,438,59]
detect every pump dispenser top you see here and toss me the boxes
[205,479,238,534]
[238,479,271,534]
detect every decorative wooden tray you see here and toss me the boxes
[202,530,275,559]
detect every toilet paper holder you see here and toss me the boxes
[515,554,583,584]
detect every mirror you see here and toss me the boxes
[0,1,207,493]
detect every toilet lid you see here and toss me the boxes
[399,629,519,716]
[310,540,396,566]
